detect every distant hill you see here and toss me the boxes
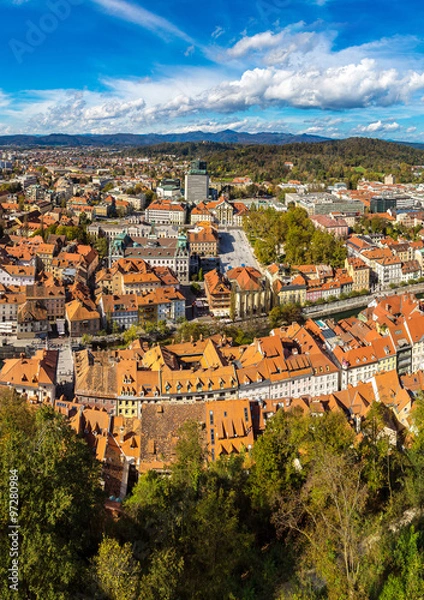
[133,136,424,184]
[0,130,330,147]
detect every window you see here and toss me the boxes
[210,429,215,445]
[244,407,249,422]
[209,410,214,425]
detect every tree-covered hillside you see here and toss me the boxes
[133,137,424,186]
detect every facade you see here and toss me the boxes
[286,192,365,216]
[226,267,272,318]
[184,160,209,204]
[65,299,101,337]
[137,287,186,324]
[188,226,219,257]
[145,200,186,225]
[310,214,349,238]
[156,178,181,199]
[17,300,49,339]
[345,257,371,292]
[190,202,214,224]
[26,281,66,321]
[274,276,307,306]
[98,294,139,330]
[0,265,36,286]
[109,233,190,284]
[204,269,232,316]
[373,256,402,287]
[370,194,415,213]
[0,349,58,403]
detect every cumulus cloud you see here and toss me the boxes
[3,24,424,136]
[196,60,424,112]
[355,120,401,133]
[227,30,286,58]
[8,57,424,135]
[24,93,147,132]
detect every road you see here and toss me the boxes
[49,340,75,399]
[219,229,261,273]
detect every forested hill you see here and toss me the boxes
[135,137,424,184]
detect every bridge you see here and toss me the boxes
[303,282,424,319]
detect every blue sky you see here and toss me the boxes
[1,0,424,139]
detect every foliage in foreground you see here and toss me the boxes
[2,394,424,598]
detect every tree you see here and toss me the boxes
[358,403,404,506]
[81,333,93,345]
[269,303,303,328]
[171,420,205,491]
[180,486,253,600]
[94,538,141,600]
[139,548,183,600]
[0,396,103,599]
[174,320,211,343]
[123,324,140,346]
[379,527,424,600]
[274,451,369,600]
[79,212,90,227]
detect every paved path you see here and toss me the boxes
[219,229,261,273]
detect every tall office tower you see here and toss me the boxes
[184,160,209,204]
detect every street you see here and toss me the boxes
[50,341,74,399]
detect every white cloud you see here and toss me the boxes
[184,45,195,57]
[228,30,285,58]
[6,56,424,135]
[90,0,193,43]
[197,60,424,112]
[211,26,225,40]
[407,126,417,133]
[355,120,400,133]
[0,91,10,109]
[3,24,424,137]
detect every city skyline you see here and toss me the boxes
[1,0,424,140]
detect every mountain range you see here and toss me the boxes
[0,130,331,147]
